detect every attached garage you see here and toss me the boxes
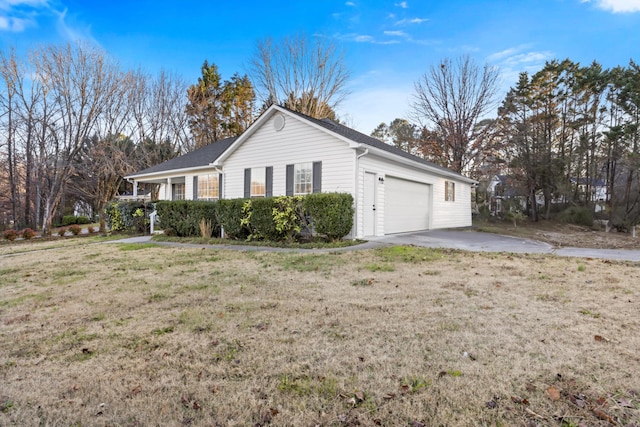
[384,176,430,234]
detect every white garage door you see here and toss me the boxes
[384,176,430,234]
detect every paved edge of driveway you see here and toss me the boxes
[104,232,640,261]
[102,235,388,253]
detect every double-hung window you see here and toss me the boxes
[244,167,273,198]
[286,161,322,196]
[250,167,266,197]
[294,162,313,195]
[195,174,219,200]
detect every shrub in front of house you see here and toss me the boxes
[244,198,278,241]
[57,227,67,237]
[156,200,217,237]
[76,216,91,224]
[105,201,153,233]
[216,198,249,240]
[158,193,353,242]
[22,228,36,240]
[304,193,354,241]
[87,226,95,234]
[3,229,18,241]
[69,224,82,235]
[62,215,77,226]
[273,196,306,242]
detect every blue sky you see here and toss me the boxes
[1,0,639,133]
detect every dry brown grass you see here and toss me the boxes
[475,218,640,250]
[1,241,639,426]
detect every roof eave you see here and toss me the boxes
[354,144,477,184]
[125,164,222,181]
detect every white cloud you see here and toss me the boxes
[502,51,552,66]
[354,34,374,43]
[0,14,29,31]
[395,1,409,8]
[384,30,408,37]
[338,33,401,45]
[585,0,640,12]
[0,0,48,32]
[486,46,554,96]
[345,1,355,6]
[0,0,48,10]
[54,7,99,46]
[395,17,428,25]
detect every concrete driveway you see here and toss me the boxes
[108,229,640,261]
[369,229,640,262]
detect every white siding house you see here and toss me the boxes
[125,105,476,239]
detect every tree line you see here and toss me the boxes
[373,57,640,229]
[3,37,639,233]
[0,44,190,233]
[0,34,348,234]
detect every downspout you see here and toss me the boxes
[355,147,369,239]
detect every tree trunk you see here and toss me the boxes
[529,187,538,222]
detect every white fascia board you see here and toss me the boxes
[353,144,477,184]
[125,165,222,181]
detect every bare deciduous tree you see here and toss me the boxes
[412,55,500,173]
[251,33,350,119]
[130,69,190,156]
[34,43,121,234]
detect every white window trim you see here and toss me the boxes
[294,162,313,196]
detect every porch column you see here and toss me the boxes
[132,180,138,198]
[166,177,172,201]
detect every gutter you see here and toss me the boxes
[354,143,477,184]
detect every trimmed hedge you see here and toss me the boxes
[105,201,154,233]
[240,196,306,242]
[149,192,354,241]
[61,215,91,226]
[304,193,354,241]
[216,199,249,239]
[155,200,217,237]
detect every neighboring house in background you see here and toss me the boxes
[570,177,607,211]
[485,175,527,215]
[125,105,476,238]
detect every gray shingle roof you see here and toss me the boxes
[129,137,237,177]
[284,108,468,180]
[129,106,472,183]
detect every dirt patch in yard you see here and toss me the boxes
[476,218,640,249]
[1,241,639,426]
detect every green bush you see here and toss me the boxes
[62,215,77,226]
[76,216,91,224]
[105,201,153,233]
[556,206,594,227]
[155,200,217,237]
[304,193,354,241]
[272,196,305,242]
[152,193,354,243]
[217,199,249,239]
[246,198,278,240]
